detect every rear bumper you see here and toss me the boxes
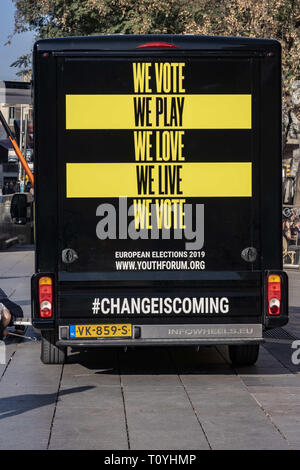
[57,338,264,347]
[57,323,263,347]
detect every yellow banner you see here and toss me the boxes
[66,94,252,130]
[66,162,252,198]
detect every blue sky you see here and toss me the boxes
[0,0,35,80]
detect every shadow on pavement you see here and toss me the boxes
[0,386,94,420]
[1,244,35,253]
[67,345,278,376]
[66,342,298,376]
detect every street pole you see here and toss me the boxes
[18,104,23,182]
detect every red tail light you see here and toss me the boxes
[136,42,179,49]
[38,276,53,318]
[267,274,281,315]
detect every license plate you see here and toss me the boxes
[69,324,132,338]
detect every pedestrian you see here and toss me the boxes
[7,181,15,194]
[0,288,25,340]
[2,182,9,195]
[20,178,25,193]
[25,181,32,192]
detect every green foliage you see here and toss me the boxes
[10,52,32,78]
[12,0,100,37]
[11,0,193,37]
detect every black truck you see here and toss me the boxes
[31,34,288,364]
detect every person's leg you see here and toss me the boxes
[0,289,24,336]
[1,306,12,337]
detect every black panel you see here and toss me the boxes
[33,53,58,272]
[56,57,259,274]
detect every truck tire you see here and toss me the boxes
[228,344,259,366]
[41,331,66,364]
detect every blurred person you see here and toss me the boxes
[7,181,15,194]
[293,218,300,243]
[2,182,9,195]
[25,181,32,192]
[283,214,297,244]
[20,178,25,193]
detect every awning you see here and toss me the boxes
[0,81,31,105]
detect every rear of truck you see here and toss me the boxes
[31,35,288,364]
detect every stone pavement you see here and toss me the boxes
[0,246,300,450]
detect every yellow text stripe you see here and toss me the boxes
[66,162,252,198]
[66,94,252,130]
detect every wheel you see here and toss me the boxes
[228,344,259,366]
[41,330,66,364]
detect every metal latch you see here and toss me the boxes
[241,247,257,263]
[62,248,78,264]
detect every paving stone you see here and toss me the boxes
[49,406,128,450]
[0,338,61,450]
[58,384,124,409]
[61,349,121,387]
[50,367,128,450]
[241,375,300,387]
[1,342,62,389]
[0,409,52,450]
[187,388,290,450]
[123,389,210,450]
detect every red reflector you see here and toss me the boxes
[40,306,52,318]
[136,42,179,49]
[267,274,281,316]
[38,276,53,318]
[270,305,280,315]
